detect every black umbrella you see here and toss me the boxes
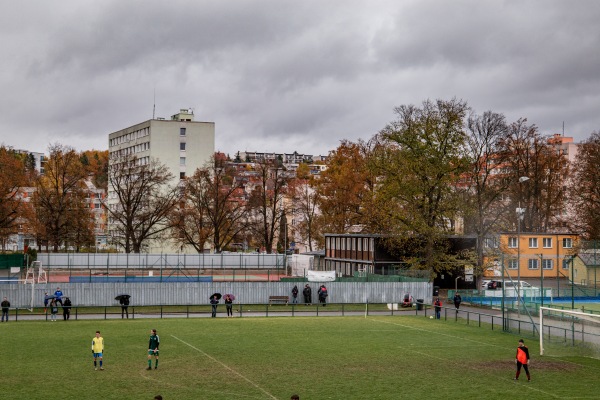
[115,294,131,301]
[210,293,222,300]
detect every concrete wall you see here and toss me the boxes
[0,281,432,308]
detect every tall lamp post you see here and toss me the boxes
[516,176,530,316]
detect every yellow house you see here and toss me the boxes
[572,251,600,286]
[493,233,579,279]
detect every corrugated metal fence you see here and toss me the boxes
[36,253,286,269]
[0,281,431,307]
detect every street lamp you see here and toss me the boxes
[516,176,530,315]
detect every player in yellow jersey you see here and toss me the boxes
[92,330,104,371]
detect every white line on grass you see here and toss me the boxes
[171,334,279,400]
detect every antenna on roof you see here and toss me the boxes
[562,121,564,136]
[152,86,156,119]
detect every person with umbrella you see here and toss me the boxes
[210,294,220,317]
[116,295,131,319]
[224,294,235,318]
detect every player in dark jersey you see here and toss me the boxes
[514,339,531,381]
[147,329,160,370]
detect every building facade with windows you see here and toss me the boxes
[492,232,579,279]
[107,109,215,253]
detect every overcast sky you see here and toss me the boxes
[0,1,598,157]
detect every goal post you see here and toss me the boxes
[539,306,600,358]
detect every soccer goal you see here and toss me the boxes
[539,306,600,358]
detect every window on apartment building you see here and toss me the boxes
[180,172,186,180]
[543,238,552,248]
[529,238,538,248]
[180,127,186,136]
[180,142,186,151]
[528,259,539,269]
[508,237,518,248]
[563,238,573,248]
[562,259,571,269]
[542,259,554,269]
[507,259,518,269]
[180,157,186,166]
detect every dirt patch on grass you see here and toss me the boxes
[476,360,579,372]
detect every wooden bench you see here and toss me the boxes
[268,295,289,305]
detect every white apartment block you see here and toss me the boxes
[108,109,215,253]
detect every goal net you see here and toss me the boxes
[539,306,600,359]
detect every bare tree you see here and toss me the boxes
[171,155,249,253]
[290,178,320,252]
[462,111,510,268]
[569,131,600,239]
[499,119,569,232]
[247,159,290,253]
[106,156,180,253]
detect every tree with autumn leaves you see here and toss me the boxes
[310,98,576,273]
[33,144,95,252]
[0,147,32,250]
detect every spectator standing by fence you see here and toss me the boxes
[224,294,234,318]
[54,287,63,306]
[120,296,130,319]
[303,284,312,305]
[318,285,328,306]
[63,297,72,320]
[453,293,462,310]
[291,285,299,304]
[50,299,59,321]
[1,297,10,322]
[434,297,442,319]
[210,295,219,317]
[44,292,50,313]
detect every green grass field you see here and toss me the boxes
[2,315,600,399]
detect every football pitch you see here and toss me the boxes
[3,316,600,399]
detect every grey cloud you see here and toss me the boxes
[0,0,599,156]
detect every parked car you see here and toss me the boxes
[487,280,503,290]
[504,281,537,289]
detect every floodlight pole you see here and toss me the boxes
[516,176,529,317]
[571,256,575,310]
[501,253,507,331]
